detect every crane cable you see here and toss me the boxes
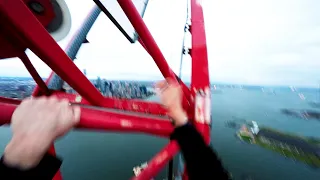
[177,1,190,179]
[178,0,190,79]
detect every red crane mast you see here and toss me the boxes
[0,0,210,179]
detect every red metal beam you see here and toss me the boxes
[118,0,191,114]
[33,71,55,96]
[118,0,177,82]
[0,0,104,106]
[0,103,16,123]
[0,97,21,105]
[190,0,210,90]
[0,99,175,179]
[175,1,212,179]
[0,2,62,177]
[190,0,211,144]
[51,91,168,115]
[32,80,61,180]
[18,53,50,96]
[0,101,173,137]
[138,38,150,54]
[103,98,167,115]
[137,38,192,105]
[79,106,173,137]
[0,1,206,179]
[132,141,180,180]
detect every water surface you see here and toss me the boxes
[1,88,320,180]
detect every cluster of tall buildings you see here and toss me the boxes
[94,77,153,99]
[0,76,154,100]
[0,77,35,99]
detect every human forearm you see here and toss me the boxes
[4,134,52,169]
[156,78,229,179]
[171,122,230,179]
[1,134,61,179]
[0,153,62,179]
[0,97,79,179]
[169,107,188,127]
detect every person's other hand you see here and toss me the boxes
[4,97,80,169]
[155,78,188,127]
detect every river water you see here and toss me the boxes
[0,88,320,180]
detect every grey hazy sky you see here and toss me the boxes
[1,0,320,87]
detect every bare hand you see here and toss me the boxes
[4,97,80,169]
[155,78,188,126]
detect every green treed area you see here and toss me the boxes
[238,130,320,168]
[237,133,252,143]
[260,127,320,146]
[255,137,320,167]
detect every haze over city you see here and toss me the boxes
[1,0,320,87]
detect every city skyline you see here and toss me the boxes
[1,76,319,90]
[1,0,320,87]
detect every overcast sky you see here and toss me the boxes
[1,0,320,87]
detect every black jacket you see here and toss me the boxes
[171,123,230,179]
[0,123,230,179]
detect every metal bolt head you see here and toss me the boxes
[28,1,45,14]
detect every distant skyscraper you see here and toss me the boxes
[83,69,87,76]
[96,76,102,91]
[140,86,147,95]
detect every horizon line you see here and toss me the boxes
[0,76,318,89]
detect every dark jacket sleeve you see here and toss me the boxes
[0,153,61,180]
[171,123,230,180]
